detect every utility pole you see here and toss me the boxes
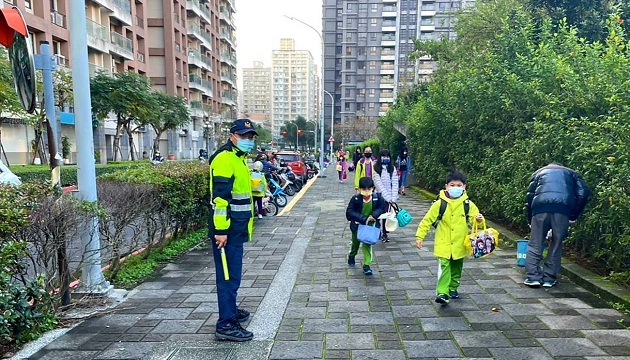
[68,0,111,294]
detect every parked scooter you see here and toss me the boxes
[270,170,295,196]
[266,175,289,207]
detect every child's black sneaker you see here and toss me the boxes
[435,294,450,305]
[348,255,355,267]
[449,290,459,299]
[362,265,373,275]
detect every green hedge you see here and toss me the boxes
[378,3,630,285]
[345,139,381,156]
[10,161,149,186]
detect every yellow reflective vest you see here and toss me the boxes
[209,142,254,239]
[415,190,480,260]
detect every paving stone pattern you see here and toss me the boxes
[26,170,630,359]
[267,172,630,360]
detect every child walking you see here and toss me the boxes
[251,161,267,219]
[373,149,399,242]
[346,177,386,275]
[336,156,347,183]
[415,170,484,304]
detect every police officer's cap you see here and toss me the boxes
[230,119,258,136]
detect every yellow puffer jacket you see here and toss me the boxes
[415,190,480,260]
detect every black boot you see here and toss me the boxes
[348,255,355,267]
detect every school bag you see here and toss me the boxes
[251,172,264,192]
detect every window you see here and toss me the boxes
[345,60,352,69]
[345,47,353,55]
[345,74,352,83]
[358,89,365,96]
[359,3,367,12]
[337,21,342,29]
[358,48,366,55]
[368,103,375,111]
[358,18,367,26]
[369,75,376,83]
[345,18,353,27]
[370,18,378,26]
[439,2,447,10]
[369,89,375,97]
[345,102,351,111]
[346,33,353,42]
[345,89,351,97]
[357,61,365,70]
[371,4,378,12]
[346,3,354,12]
[370,33,377,41]
[370,46,377,55]
[358,33,367,41]
[357,103,365,111]
[336,34,343,41]
[337,9,342,16]
[25,0,32,9]
[369,61,376,70]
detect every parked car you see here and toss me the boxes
[274,151,308,183]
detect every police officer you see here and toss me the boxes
[209,119,257,341]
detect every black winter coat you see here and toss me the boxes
[525,164,590,222]
[346,193,386,233]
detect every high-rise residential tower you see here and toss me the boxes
[271,38,317,138]
[322,0,469,141]
[242,61,272,126]
[0,0,238,163]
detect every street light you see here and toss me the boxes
[323,90,334,160]
[307,119,317,151]
[284,14,326,177]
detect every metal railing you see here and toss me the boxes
[86,18,109,42]
[110,0,131,13]
[187,0,212,23]
[189,74,214,93]
[111,31,133,52]
[88,63,111,77]
[187,23,212,46]
[51,10,66,28]
[188,49,212,70]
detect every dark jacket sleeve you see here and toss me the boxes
[525,174,537,223]
[570,174,590,220]
[371,195,386,220]
[346,195,368,224]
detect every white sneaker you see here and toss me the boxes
[258,214,263,219]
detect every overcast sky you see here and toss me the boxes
[235,0,323,89]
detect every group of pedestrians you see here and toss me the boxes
[205,119,591,342]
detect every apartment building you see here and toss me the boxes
[242,61,272,128]
[270,38,317,138]
[322,0,468,140]
[0,0,237,164]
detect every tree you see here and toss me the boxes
[147,92,190,154]
[254,124,271,150]
[90,71,157,161]
[279,115,309,150]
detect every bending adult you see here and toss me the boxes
[524,163,590,288]
[208,119,258,342]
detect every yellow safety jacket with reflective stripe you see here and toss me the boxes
[209,141,254,239]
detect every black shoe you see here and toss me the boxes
[449,290,459,299]
[363,265,373,275]
[236,309,250,323]
[381,234,389,243]
[348,255,355,267]
[435,294,450,305]
[216,322,253,342]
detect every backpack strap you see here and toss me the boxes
[432,198,470,228]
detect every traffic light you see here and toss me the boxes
[281,131,288,136]
[298,130,303,136]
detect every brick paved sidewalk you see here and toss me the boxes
[267,172,630,359]
[22,171,630,359]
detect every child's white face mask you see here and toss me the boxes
[360,189,373,197]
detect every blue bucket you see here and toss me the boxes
[516,239,528,267]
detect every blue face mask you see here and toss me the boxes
[236,138,255,153]
[448,187,465,198]
[381,158,390,164]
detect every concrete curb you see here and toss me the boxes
[411,186,630,311]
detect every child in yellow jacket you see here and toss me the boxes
[415,170,484,305]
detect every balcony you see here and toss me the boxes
[382,25,397,32]
[225,0,235,11]
[88,63,111,77]
[420,25,436,32]
[188,49,212,71]
[380,52,395,61]
[54,54,67,67]
[189,74,213,96]
[220,51,237,67]
[50,9,66,28]
[86,18,110,53]
[220,28,236,48]
[382,6,397,17]
[189,100,206,118]
[220,72,236,86]
[221,91,236,106]
[219,7,235,28]
[110,31,133,60]
[187,0,212,25]
[187,23,212,49]
[107,0,132,26]
[421,10,437,17]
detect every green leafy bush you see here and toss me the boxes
[10,161,148,186]
[378,2,630,285]
[345,139,381,156]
